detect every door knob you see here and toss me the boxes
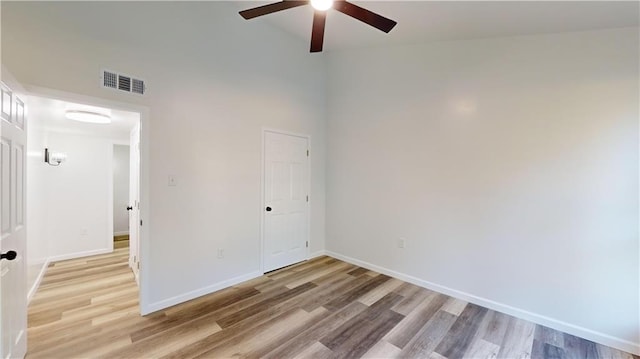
[265,206,272,212]
[127,206,133,211]
[1,251,17,261]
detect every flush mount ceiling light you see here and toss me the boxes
[65,110,111,124]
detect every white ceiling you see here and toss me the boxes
[230,1,639,51]
[28,96,139,139]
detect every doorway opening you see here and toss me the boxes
[25,93,143,302]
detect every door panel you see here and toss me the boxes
[0,75,27,359]
[15,145,24,227]
[1,139,10,237]
[263,131,309,272]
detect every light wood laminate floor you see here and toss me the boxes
[27,247,637,359]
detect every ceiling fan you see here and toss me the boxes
[239,0,397,53]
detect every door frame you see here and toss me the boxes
[127,123,141,283]
[24,85,152,315]
[260,128,311,273]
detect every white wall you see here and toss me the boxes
[44,132,117,260]
[26,100,130,260]
[326,27,639,353]
[113,144,130,236]
[2,1,326,311]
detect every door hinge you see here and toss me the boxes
[306,149,309,157]
[306,241,309,248]
[306,195,309,202]
[140,219,143,226]
[137,261,140,270]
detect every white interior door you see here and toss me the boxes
[128,123,140,283]
[0,74,28,359]
[263,131,309,272]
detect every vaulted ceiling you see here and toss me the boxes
[230,1,639,51]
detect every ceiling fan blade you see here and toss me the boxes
[310,11,327,53]
[239,1,308,20]
[333,1,397,33]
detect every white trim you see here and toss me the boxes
[27,259,50,303]
[325,250,640,356]
[143,271,262,315]
[260,128,312,274]
[260,130,266,273]
[48,248,113,263]
[114,231,129,237]
[107,142,115,253]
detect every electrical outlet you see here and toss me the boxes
[217,248,224,259]
[398,238,406,249]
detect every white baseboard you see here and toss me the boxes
[114,231,129,236]
[27,259,50,304]
[143,271,263,315]
[48,248,113,263]
[325,250,640,356]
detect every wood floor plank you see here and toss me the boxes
[434,303,489,359]
[299,274,369,312]
[238,307,331,358]
[99,319,222,358]
[464,338,501,359]
[264,301,369,359]
[496,316,536,359]
[430,352,448,359]
[441,297,468,316]
[286,261,352,289]
[347,267,370,277]
[332,308,404,359]
[27,247,638,359]
[532,339,566,359]
[564,332,599,359]
[215,282,317,328]
[391,284,433,316]
[358,277,404,306]
[597,344,638,359]
[482,310,512,346]
[323,274,391,312]
[320,292,404,351]
[192,307,327,359]
[536,324,566,348]
[399,310,458,358]
[293,341,334,359]
[384,293,448,349]
[361,340,401,359]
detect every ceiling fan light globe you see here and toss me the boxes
[311,0,333,11]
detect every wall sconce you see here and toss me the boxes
[44,148,67,166]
